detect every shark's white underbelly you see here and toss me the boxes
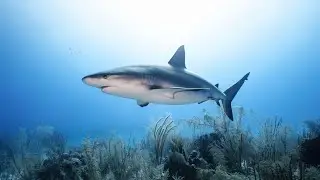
[102,86,208,105]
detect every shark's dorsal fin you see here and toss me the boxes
[215,83,219,88]
[168,45,186,69]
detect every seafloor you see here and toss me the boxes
[1,108,320,180]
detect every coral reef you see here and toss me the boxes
[1,110,320,180]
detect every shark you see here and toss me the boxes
[82,45,250,121]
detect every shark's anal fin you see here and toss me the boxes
[137,100,149,107]
[215,100,221,106]
[168,45,186,69]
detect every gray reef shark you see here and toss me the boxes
[82,45,250,121]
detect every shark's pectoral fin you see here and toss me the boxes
[150,86,210,99]
[137,100,149,107]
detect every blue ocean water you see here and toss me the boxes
[1,0,320,146]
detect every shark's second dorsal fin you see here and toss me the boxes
[168,45,186,69]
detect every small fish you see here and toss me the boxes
[82,45,250,121]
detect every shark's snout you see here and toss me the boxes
[82,75,93,85]
[82,74,103,88]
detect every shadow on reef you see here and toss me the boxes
[37,151,88,180]
[164,151,197,180]
[193,132,224,169]
[164,149,217,180]
[300,136,320,166]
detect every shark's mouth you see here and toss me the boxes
[101,86,110,89]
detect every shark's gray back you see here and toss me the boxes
[107,65,215,89]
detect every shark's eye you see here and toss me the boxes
[103,75,108,79]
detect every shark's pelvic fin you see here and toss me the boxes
[199,98,220,106]
[168,45,186,69]
[198,100,208,104]
[137,100,149,107]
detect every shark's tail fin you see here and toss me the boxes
[222,72,250,121]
